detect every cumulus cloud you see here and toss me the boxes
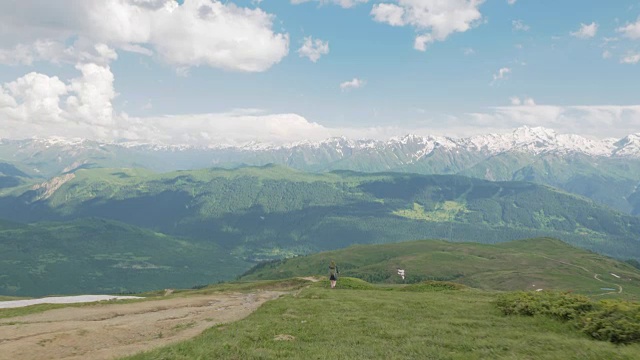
[512,20,529,32]
[464,105,640,138]
[491,67,511,84]
[0,41,118,66]
[571,22,598,39]
[340,78,366,91]
[371,0,485,51]
[509,97,535,106]
[507,0,517,4]
[617,17,640,39]
[0,65,332,145]
[0,0,289,72]
[1,66,639,144]
[0,64,119,141]
[290,0,369,8]
[621,52,640,64]
[297,37,330,62]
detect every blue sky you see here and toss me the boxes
[0,0,639,145]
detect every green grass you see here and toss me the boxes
[125,284,640,360]
[241,238,640,300]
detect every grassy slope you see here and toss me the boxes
[0,218,249,296]
[126,284,640,360]
[241,238,640,299]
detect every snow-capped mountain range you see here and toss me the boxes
[240,126,638,158]
[8,126,640,158]
[2,126,640,215]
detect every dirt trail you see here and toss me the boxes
[537,255,623,295]
[0,290,283,360]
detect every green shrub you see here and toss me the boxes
[497,291,640,344]
[496,291,593,321]
[400,281,467,292]
[580,300,640,344]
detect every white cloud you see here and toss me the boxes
[602,50,612,59]
[0,65,331,145]
[1,66,639,144]
[491,67,511,84]
[0,65,118,140]
[509,97,536,106]
[340,78,366,90]
[0,0,289,72]
[463,47,476,56]
[414,34,434,51]
[371,0,485,51]
[0,40,118,66]
[617,17,640,39]
[464,105,640,138]
[512,20,529,32]
[370,3,405,26]
[570,22,598,39]
[507,0,517,5]
[290,0,369,8]
[297,37,330,62]
[621,52,640,64]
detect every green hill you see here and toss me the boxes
[241,238,640,298]
[1,165,637,261]
[0,218,248,296]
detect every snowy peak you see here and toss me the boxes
[460,126,615,156]
[1,127,639,158]
[613,133,640,157]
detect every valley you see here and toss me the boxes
[1,165,640,296]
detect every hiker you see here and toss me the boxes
[329,260,339,288]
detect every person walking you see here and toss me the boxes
[329,260,339,289]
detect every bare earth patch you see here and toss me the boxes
[0,290,283,360]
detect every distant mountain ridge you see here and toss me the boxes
[2,126,640,214]
[3,126,640,157]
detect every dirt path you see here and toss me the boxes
[593,274,623,295]
[0,290,283,360]
[537,255,623,295]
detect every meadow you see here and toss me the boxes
[126,280,640,360]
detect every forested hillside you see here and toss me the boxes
[0,218,247,296]
[0,165,638,263]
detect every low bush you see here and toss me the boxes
[496,291,593,320]
[496,291,640,344]
[579,300,640,344]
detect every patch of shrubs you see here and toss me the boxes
[496,291,640,344]
[496,291,593,321]
[579,300,640,344]
[400,281,467,292]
